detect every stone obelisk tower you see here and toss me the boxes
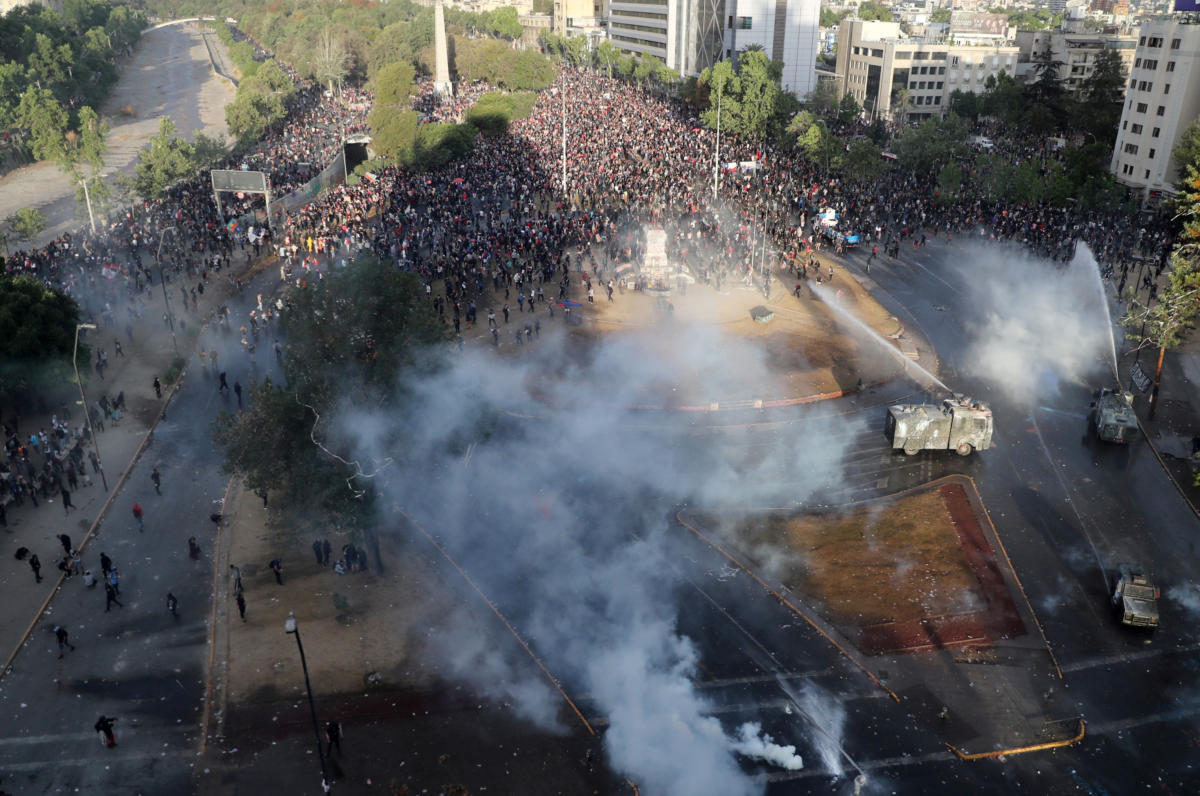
[433,0,453,98]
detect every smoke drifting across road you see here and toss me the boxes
[957,242,1117,403]
[341,319,863,793]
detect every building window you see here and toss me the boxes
[1131,123,1143,134]
[1134,58,1142,68]
[1149,149,1156,159]
[1136,102,1147,112]
[1130,77,1137,88]
[934,96,941,105]
[1145,169,1150,179]
[1167,61,1175,72]
[728,15,733,27]
[1171,38,1181,49]
[1164,84,1170,95]
[1158,106,1165,116]
[936,82,943,89]
[1153,127,1160,137]
[1123,121,1127,130]
[1124,143,1138,154]
[737,16,752,29]
[1144,59,1157,69]
[1147,37,1163,48]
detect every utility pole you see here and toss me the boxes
[712,90,722,202]
[561,87,567,199]
[80,178,96,234]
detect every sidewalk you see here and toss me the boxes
[1122,338,1200,517]
[0,246,267,675]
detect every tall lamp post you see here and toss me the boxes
[156,226,180,355]
[73,323,108,491]
[284,612,331,794]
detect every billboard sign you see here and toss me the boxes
[1175,0,1200,10]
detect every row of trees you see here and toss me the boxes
[948,49,1126,143]
[1,1,145,153]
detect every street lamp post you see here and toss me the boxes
[80,178,97,234]
[284,612,331,794]
[73,323,108,491]
[712,89,722,202]
[156,226,180,355]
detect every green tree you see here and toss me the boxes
[734,51,780,141]
[312,28,349,95]
[213,253,447,526]
[368,22,416,79]
[819,8,846,27]
[1078,48,1125,142]
[947,89,980,121]
[936,162,963,202]
[1171,119,1200,183]
[533,0,553,13]
[633,54,657,88]
[857,2,894,21]
[894,114,968,174]
[372,61,416,108]
[133,116,198,200]
[699,60,739,134]
[843,139,885,183]
[6,207,46,243]
[930,9,952,23]
[596,39,620,78]
[16,87,68,164]
[1122,174,1200,419]
[804,79,839,119]
[1025,48,1070,131]
[564,34,588,68]
[0,274,82,402]
[836,93,862,126]
[485,7,522,40]
[368,108,419,161]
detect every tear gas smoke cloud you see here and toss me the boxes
[341,318,865,793]
[1167,583,1200,616]
[958,243,1116,403]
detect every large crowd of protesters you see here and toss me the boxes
[2,39,1179,512]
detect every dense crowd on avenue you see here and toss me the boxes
[2,47,1179,515]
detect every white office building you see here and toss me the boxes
[1110,18,1200,203]
[725,0,821,97]
[608,0,819,95]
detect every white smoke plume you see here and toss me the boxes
[958,242,1117,404]
[1167,582,1200,617]
[731,721,804,770]
[340,313,863,794]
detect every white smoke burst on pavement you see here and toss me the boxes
[731,721,804,770]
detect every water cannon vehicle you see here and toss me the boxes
[885,395,993,456]
[1089,388,1138,443]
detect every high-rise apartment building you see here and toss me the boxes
[1111,18,1200,202]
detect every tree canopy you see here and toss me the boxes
[0,274,83,402]
[214,252,446,525]
[133,116,198,200]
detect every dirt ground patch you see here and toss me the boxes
[699,480,1025,655]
